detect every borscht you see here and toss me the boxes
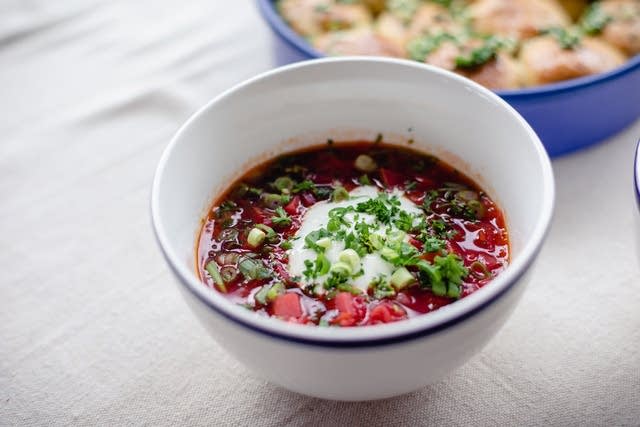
[197,141,509,327]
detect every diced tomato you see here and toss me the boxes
[272,293,303,319]
[248,206,271,225]
[380,168,404,188]
[335,292,355,314]
[331,293,367,326]
[284,196,301,216]
[368,301,407,324]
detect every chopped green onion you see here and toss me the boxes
[219,266,238,283]
[330,261,352,277]
[316,237,332,250]
[380,247,399,262]
[354,154,378,173]
[255,224,276,240]
[447,282,461,299]
[273,176,295,194]
[266,282,285,301]
[254,285,270,305]
[332,186,349,202]
[260,193,290,208]
[316,253,331,276]
[390,267,415,290]
[205,261,227,293]
[238,257,271,280]
[338,248,361,273]
[271,206,292,227]
[247,227,266,248]
[369,233,385,250]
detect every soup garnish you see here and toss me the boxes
[197,141,509,326]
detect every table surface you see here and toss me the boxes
[1,1,639,425]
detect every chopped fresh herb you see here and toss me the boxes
[543,27,581,50]
[580,3,612,35]
[205,261,227,292]
[247,227,267,248]
[303,259,316,280]
[293,179,315,193]
[260,192,290,208]
[327,138,334,146]
[359,174,371,185]
[271,207,292,227]
[315,253,331,276]
[408,33,457,62]
[313,186,333,199]
[325,270,349,290]
[387,0,421,23]
[405,180,418,191]
[255,224,277,241]
[356,193,399,224]
[254,285,270,305]
[422,235,446,253]
[280,239,293,250]
[394,210,415,232]
[273,176,294,193]
[390,267,415,290]
[339,248,361,272]
[374,133,383,144]
[246,186,263,196]
[304,229,331,252]
[434,254,467,298]
[455,36,505,69]
[332,186,350,202]
[369,275,396,299]
[430,218,457,239]
[422,190,439,213]
[217,200,237,214]
[238,257,271,280]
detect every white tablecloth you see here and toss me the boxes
[1,1,639,425]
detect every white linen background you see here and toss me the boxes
[1,0,639,425]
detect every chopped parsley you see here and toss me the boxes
[408,33,457,62]
[293,179,315,193]
[580,3,612,35]
[455,36,505,69]
[543,27,581,50]
[271,206,292,227]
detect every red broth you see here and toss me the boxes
[197,141,509,327]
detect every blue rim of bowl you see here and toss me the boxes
[635,139,640,210]
[151,57,555,349]
[256,0,640,98]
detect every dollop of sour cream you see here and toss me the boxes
[288,186,422,293]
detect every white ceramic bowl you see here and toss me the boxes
[151,57,555,401]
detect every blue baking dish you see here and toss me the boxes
[257,0,640,156]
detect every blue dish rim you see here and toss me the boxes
[256,0,640,99]
[151,57,556,349]
[635,139,640,210]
